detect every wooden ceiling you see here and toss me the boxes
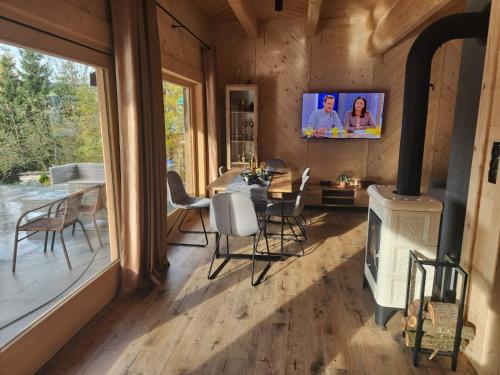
[191,0,398,23]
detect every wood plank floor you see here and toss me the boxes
[38,210,475,374]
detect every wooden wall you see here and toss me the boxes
[214,3,464,192]
[156,0,214,194]
[460,0,500,372]
[370,37,463,187]
[0,0,112,54]
[157,0,212,80]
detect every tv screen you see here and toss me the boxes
[301,92,385,139]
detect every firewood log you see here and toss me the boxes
[404,331,467,352]
[427,302,459,328]
[407,298,431,317]
[422,320,475,340]
[400,315,418,329]
[404,319,475,340]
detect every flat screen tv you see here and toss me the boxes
[301,92,385,139]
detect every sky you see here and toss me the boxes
[0,42,94,82]
[0,42,21,65]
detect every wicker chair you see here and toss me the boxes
[12,191,94,272]
[71,183,106,247]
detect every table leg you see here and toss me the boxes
[280,194,284,261]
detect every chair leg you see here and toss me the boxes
[287,217,304,256]
[167,209,184,238]
[295,216,307,242]
[93,215,103,247]
[178,209,214,235]
[167,209,209,247]
[300,214,307,228]
[76,220,94,253]
[12,228,20,272]
[59,231,72,270]
[251,232,272,286]
[256,215,270,254]
[176,209,191,233]
[208,232,230,279]
[51,231,56,252]
[44,231,49,253]
[280,199,285,261]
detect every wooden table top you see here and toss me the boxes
[206,168,297,194]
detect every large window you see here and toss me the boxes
[0,43,113,345]
[163,80,193,214]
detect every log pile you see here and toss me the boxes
[401,299,475,358]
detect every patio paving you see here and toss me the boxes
[0,183,112,346]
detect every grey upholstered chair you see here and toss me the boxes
[208,193,271,286]
[302,167,310,181]
[264,176,310,256]
[264,159,286,169]
[299,167,310,225]
[218,166,228,176]
[167,170,210,247]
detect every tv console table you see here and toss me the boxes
[305,184,369,208]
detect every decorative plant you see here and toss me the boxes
[336,174,351,184]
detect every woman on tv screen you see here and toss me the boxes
[343,96,376,132]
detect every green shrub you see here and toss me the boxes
[39,172,50,185]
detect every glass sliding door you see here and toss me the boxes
[0,42,114,345]
[163,80,193,214]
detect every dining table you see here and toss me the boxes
[206,167,300,260]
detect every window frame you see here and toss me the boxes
[162,69,207,215]
[0,17,121,374]
[163,79,195,198]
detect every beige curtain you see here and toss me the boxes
[110,0,169,293]
[202,47,220,182]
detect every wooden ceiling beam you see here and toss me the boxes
[367,0,455,57]
[306,0,323,37]
[227,0,259,38]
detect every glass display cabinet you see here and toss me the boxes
[225,84,258,168]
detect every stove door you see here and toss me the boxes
[366,209,381,281]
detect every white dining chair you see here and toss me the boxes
[208,193,271,286]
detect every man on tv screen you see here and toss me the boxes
[306,95,342,136]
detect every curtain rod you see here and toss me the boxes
[0,15,112,56]
[155,2,210,50]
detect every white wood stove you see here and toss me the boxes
[364,185,443,326]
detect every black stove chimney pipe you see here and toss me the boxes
[396,10,489,196]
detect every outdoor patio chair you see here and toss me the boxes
[167,170,210,247]
[12,191,94,272]
[72,183,106,247]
